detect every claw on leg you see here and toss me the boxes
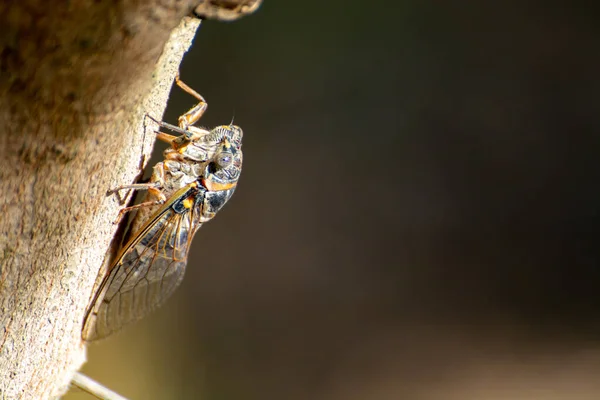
[111,186,167,224]
[109,162,167,223]
[112,198,165,224]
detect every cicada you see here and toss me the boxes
[82,77,243,341]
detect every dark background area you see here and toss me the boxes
[71,1,600,399]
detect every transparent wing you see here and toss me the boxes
[83,185,202,341]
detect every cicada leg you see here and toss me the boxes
[175,74,208,130]
[145,114,210,145]
[144,76,210,145]
[113,197,164,221]
[108,182,160,194]
[155,131,179,146]
[111,186,167,224]
[109,164,168,224]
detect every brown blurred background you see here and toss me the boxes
[68,1,600,399]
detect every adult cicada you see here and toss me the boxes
[82,77,243,341]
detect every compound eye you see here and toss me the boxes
[216,151,233,168]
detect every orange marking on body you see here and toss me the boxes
[222,138,231,150]
[176,143,191,153]
[182,197,194,209]
[202,178,237,191]
[164,152,183,161]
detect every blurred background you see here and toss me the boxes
[68,1,600,399]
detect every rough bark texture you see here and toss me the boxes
[0,1,201,398]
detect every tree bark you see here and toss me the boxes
[0,1,201,398]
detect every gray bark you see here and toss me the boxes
[0,2,201,398]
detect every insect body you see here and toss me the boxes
[82,78,243,341]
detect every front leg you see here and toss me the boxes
[145,113,211,146]
[175,75,208,130]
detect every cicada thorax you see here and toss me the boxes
[126,157,204,239]
[198,126,243,222]
[167,126,218,162]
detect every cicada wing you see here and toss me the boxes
[83,189,202,341]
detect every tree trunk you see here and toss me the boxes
[0,1,201,397]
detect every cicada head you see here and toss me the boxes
[203,125,243,188]
[195,125,243,223]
